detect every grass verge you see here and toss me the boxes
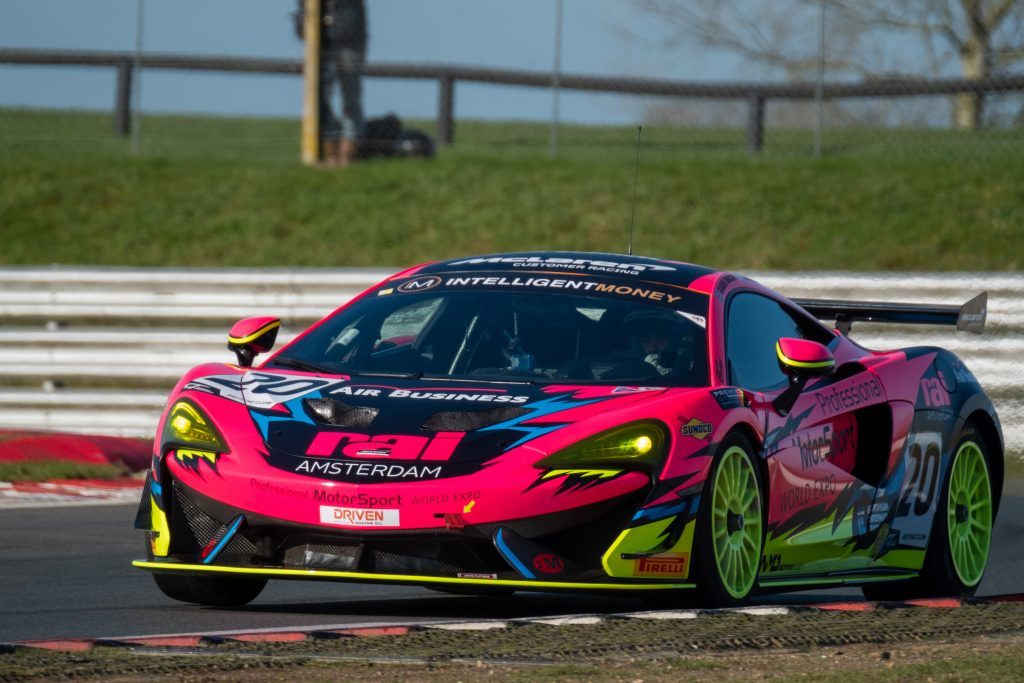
[0,460,131,483]
[1,109,1022,271]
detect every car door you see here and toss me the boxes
[725,291,883,579]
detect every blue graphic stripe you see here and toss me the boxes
[251,391,321,441]
[494,528,536,579]
[481,395,603,450]
[202,515,244,565]
[631,495,700,524]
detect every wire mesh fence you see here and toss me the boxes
[0,0,1022,161]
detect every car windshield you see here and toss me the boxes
[270,277,710,386]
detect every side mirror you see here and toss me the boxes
[776,338,835,379]
[773,338,834,415]
[227,317,281,368]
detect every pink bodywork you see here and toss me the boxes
[153,267,947,542]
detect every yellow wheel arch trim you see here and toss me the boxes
[775,342,834,370]
[133,560,696,592]
[228,320,281,346]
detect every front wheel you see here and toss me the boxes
[692,432,765,607]
[152,572,267,607]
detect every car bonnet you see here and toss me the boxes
[225,371,669,482]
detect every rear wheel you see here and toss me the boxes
[863,425,993,601]
[693,432,764,607]
[928,427,993,596]
[152,572,267,607]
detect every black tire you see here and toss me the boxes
[152,572,267,607]
[692,431,766,607]
[862,424,993,601]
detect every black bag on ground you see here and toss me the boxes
[359,113,435,159]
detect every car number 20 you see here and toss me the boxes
[897,432,942,518]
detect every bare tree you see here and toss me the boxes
[841,1,1024,127]
[634,0,1024,128]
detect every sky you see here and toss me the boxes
[0,0,747,125]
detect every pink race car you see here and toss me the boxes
[134,252,1001,607]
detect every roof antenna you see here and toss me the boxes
[628,125,642,256]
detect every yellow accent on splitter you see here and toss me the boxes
[132,560,696,592]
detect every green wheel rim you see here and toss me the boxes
[946,440,992,588]
[710,445,763,599]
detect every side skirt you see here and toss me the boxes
[758,568,918,592]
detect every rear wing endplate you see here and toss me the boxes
[792,292,987,336]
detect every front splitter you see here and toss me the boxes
[133,560,696,592]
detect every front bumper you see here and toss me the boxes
[136,474,690,587]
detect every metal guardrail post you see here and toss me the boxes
[439,74,455,146]
[114,63,132,137]
[746,93,765,153]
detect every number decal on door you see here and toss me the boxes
[897,432,942,518]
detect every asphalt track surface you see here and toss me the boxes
[2,485,1023,643]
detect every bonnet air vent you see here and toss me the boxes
[422,406,531,432]
[304,398,379,429]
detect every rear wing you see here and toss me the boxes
[792,292,987,336]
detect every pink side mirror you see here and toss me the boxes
[227,316,281,367]
[776,338,834,378]
[773,338,835,415]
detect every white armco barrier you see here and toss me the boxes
[0,267,1020,455]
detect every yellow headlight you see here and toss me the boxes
[163,400,227,452]
[170,415,192,436]
[536,421,667,470]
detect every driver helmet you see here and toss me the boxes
[624,308,685,342]
[623,308,695,374]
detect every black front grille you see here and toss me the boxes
[364,539,502,576]
[282,538,362,570]
[169,482,262,565]
[170,481,223,555]
[218,531,261,566]
[276,536,503,576]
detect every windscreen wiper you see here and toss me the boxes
[455,373,539,385]
[345,370,424,380]
[268,357,335,374]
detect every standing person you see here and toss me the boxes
[295,0,367,166]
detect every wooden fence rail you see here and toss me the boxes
[3,48,1023,152]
